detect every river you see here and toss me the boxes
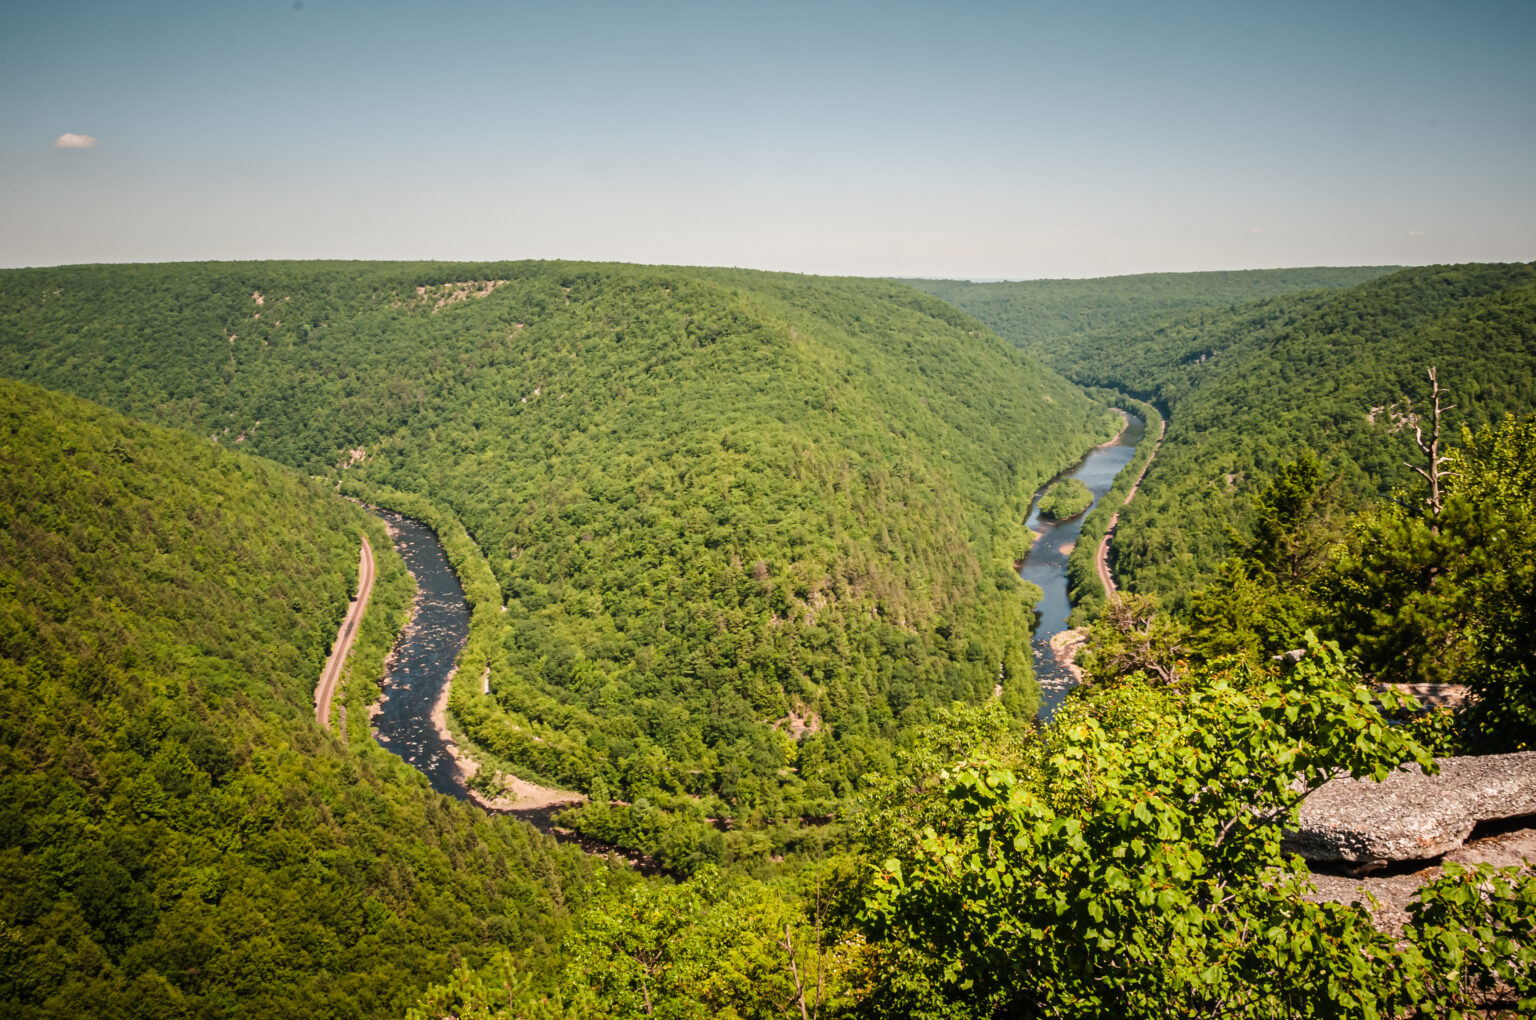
[369,510,647,859]
[369,509,472,799]
[367,417,1144,797]
[1022,413,1147,719]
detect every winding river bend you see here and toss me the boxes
[369,511,644,861]
[367,418,1146,800]
[1022,413,1147,719]
[369,509,472,800]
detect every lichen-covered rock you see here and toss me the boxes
[1284,751,1536,863]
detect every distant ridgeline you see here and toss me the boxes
[904,266,1400,354]
[0,261,1122,828]
[0,379,589,1017]
[914,263,1536,603]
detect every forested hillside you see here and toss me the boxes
[0,261,1120,840]
[904,266,1397,353]
[921,263,1536,601]
[5,264,1535,1019]
[0,380,589,1017]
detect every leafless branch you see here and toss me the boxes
[779,925,812,1020]
[1410,366,1453,518]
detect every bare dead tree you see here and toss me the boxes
[813,832,825,1020]
[779,925,812,1020]
[1090,592,1188,685]
[1406,366,1455,519]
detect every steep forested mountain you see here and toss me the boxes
[920,263,1536,601]
[0,379,588,1017]
[5,261,1534,1019]
[904,266,1397,354]
[0,261,1119,833]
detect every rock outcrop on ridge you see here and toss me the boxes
[1284,751,1536,863]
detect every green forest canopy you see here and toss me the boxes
[4,259,1535,1018]
[904,266,1398,355]
[922,262,1536,601]
[0,261,1122,837]
[0,378,592,1018]
[1037,477,1094,520]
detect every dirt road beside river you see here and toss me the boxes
[315,536,375,729]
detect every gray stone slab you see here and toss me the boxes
[1284,751,1536,863]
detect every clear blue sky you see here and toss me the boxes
[2,0,1532,278]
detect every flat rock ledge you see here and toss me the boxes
[1284,751,1536,863]
[1373,682,1472,711]
[1306,827,1536,934]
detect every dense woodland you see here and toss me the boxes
[928,263,1536,603]
[905,266,1398,354]
[3,261,1534,1017]
[1036,478,1094,521]
[0,380,594,1018]
[0,260,1121,854]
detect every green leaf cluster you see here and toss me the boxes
[856,640,1536,1018]
[1407,862,1536,1016]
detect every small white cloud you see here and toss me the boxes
[1247,227,1265,234]
[1407,230,1425,237]
[54,132,99,149]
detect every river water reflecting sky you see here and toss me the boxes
[1020,414,1146,719]
[369,509,472,799]
[367,416,1144,795]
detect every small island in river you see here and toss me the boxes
[1037,477,1095,520]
